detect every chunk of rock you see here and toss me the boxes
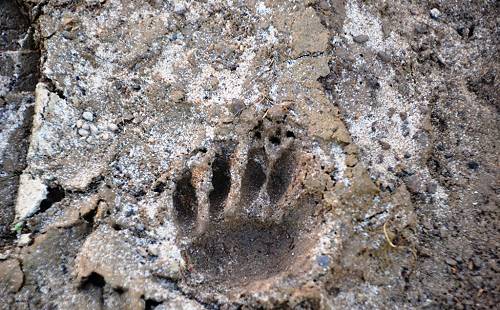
[291,7,330,57]
[17,233,31,246]
[15,174,47,221]
[0,259,24,293]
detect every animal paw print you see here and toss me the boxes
[172,130,315,287]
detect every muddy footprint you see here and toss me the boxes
[172,133,318,289]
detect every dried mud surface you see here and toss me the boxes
[0,0,498,309]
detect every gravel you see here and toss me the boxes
[78,129,90,137]
[82,111,94,122]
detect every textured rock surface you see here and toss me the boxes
[0,0,39,246]
[0,0,498,309]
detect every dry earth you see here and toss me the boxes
[0,0,498,309]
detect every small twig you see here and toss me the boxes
[262,109,269,119]
[383,221,397,248]
[383,220,418,278]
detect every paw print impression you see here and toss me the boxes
[172,127,322,295]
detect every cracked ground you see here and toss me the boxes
[0,0,498,309]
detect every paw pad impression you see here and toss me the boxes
[172,130,320,295]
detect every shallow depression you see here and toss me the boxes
[173,140,321,292]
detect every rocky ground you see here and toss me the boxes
[0,0,498,309]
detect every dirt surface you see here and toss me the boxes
[0,0,498,309]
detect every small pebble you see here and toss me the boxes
[415,24,428,34]
[0,251,11,260]
[471,257,482,268]
[82,123,90,130]
[426,182,438,194]
[378,140,391,150]
[170,89,185,103]
[78,129,90,137]
[82,111,94,122]
[137,247,148,257]
[101,132,110,140]
[319,0,329,10]
[123,113,134,121]
[467,161,479,170]
[90,124,99,135]
[132,116,141,124]
[353,34,369,43]
[430,8,441,20]
[76,119,83,128]
[439,227,448,238]
[208,76,219,91]
[317,255,330,268]
[488,259,499,272]
[147,245,159,256]
[174,3,187,15]
[108,123,119,132]
[17,234,31,246]
[61,31,76,40]
[230,99,245,115]
[406,175,422,193]
[377,51,391,63]
[445,258,457,266]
